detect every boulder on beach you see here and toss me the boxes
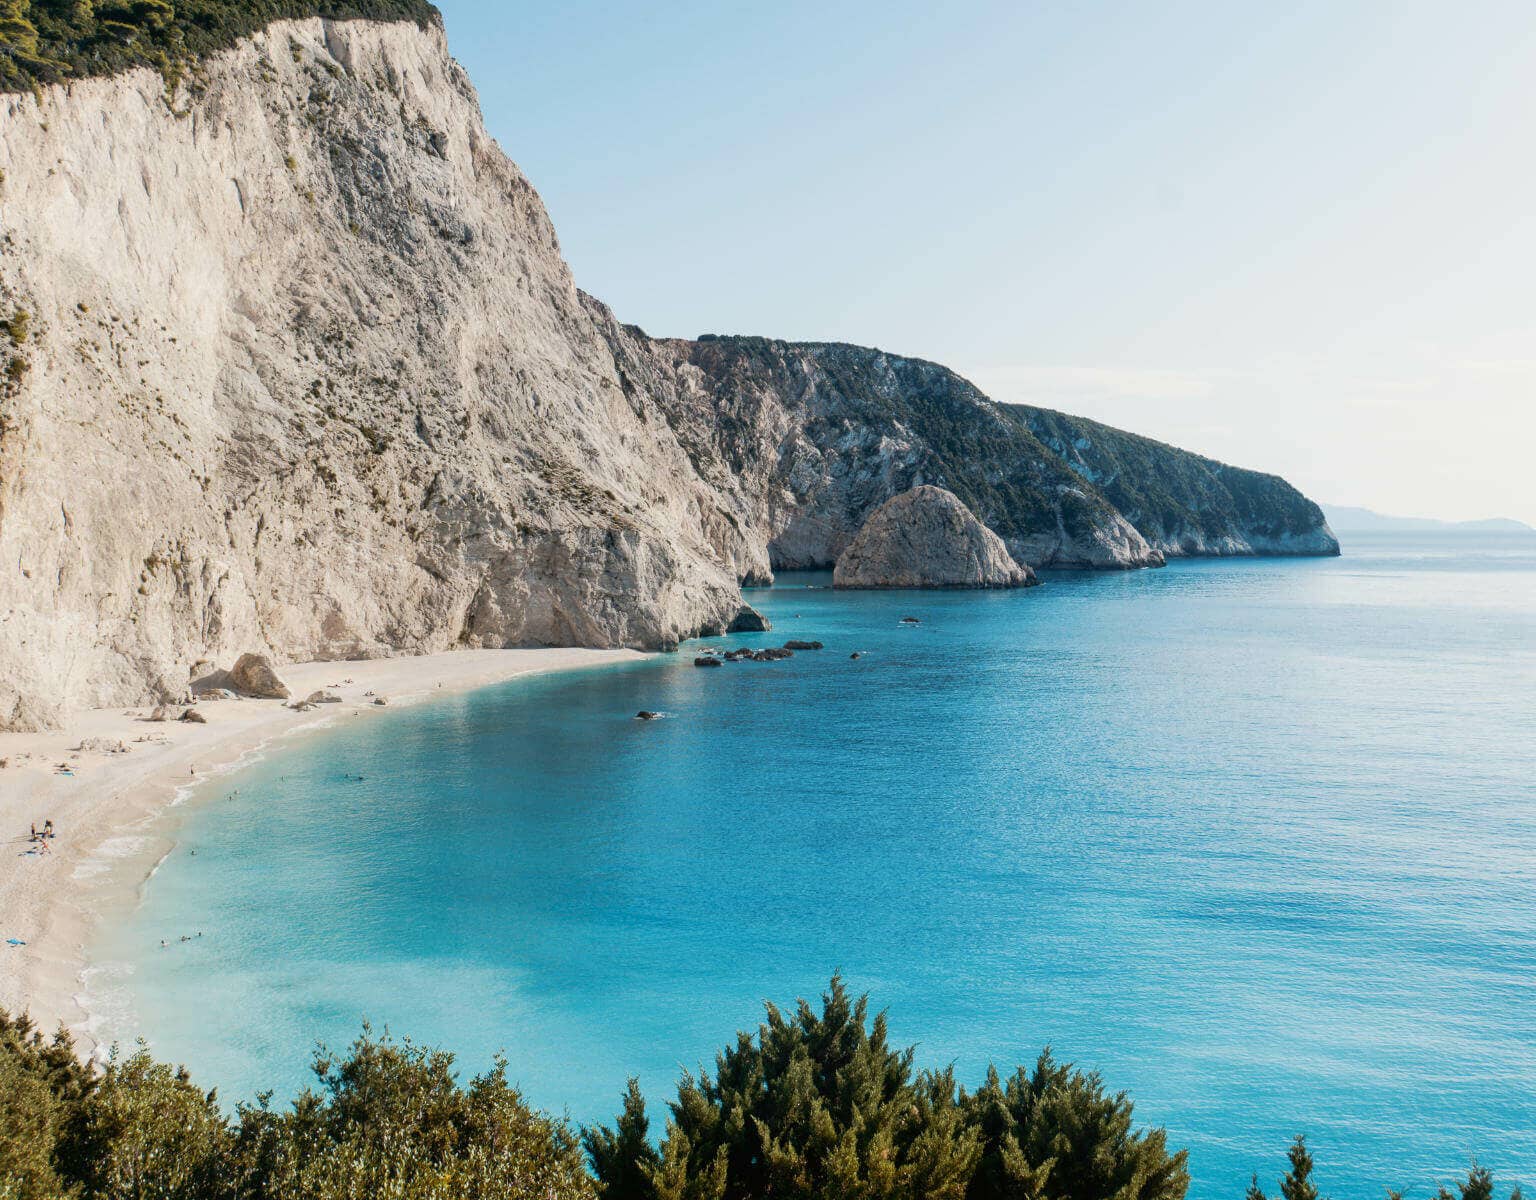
[727,604,772,633]
[833,486,1036,590]
[77,737,129,755]
[230,653,291,700]
[179,708,207,724]
[304,691,342,705]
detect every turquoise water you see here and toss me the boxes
[98,533,1536,1198]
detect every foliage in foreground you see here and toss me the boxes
[0,984,1526,1200]
[0,0,438,95]
[0,1009,593,1199]
[584,977,1186,1200]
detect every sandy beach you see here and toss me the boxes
[0,647,644,1049]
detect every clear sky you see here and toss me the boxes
[437,0,1536,524]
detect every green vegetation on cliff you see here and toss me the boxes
[684,336,1133,560]
[673,334,1336,567]
[0,0,437,94]
[1,982,1519,1200]
[1009,405,1337,555]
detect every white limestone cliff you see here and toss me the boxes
[0,18,762,729]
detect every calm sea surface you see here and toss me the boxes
[95,533,1536,1198]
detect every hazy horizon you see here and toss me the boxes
[438,0,1536,526]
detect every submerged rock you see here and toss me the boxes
[230,654,291,700]
[693,656,723,668]
[834,487,1036,590]
[635,710,661,720]
[784,639,823,651]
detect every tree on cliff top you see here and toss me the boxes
[0,0,439,93]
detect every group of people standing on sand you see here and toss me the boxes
[27,820,55,854]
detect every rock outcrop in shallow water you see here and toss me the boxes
[834,487,1035,590]
[0,15,1337,730]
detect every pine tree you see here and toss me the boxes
[649,975,978,1200]
[965,1064,1051,1200]
[985,1050,1189,1200]
[586,1078,661,1200]
[1459,1164,1496,1200]
[1278,1135,1320,1200]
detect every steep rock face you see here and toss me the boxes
[596,328,1163,574]
[1013,406,1341,558]
[833,486,1034,590]
[0,18,749,729]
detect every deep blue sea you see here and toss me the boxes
[95,533,1536,1199]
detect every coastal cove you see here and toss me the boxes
[84,534,1536,1200]
[0,648,646,1041]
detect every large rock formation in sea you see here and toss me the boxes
[833,487,1034,590]
[0,12,1338,730]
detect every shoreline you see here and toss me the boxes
[0,647,646,1051]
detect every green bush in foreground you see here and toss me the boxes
[0,985,1525,1200]
[584,976,1185,1200]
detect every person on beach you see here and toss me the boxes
[29,823,36,841]
[42,820,52,838]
